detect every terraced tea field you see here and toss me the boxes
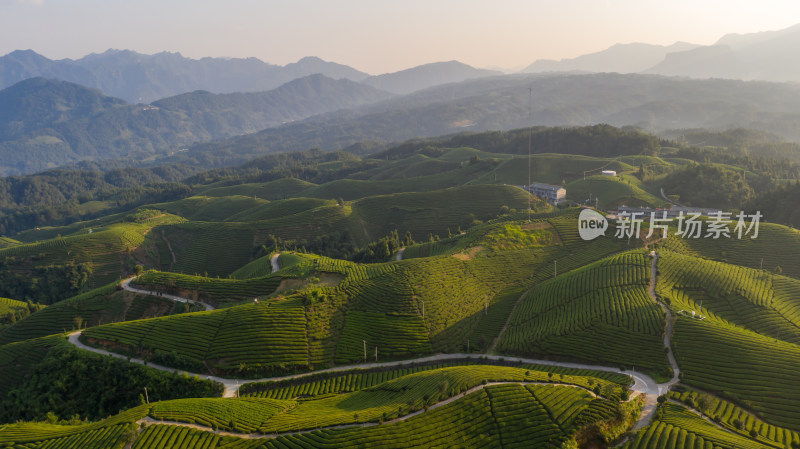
[0,283,187,346]
[132,271,282,305]
[499,251,670,379]
[622,402,775,449]
[0,214,185,287]
[669,388,800,447]
[657,222,800,279]
[657,250,800,344]
[82,299,309,377]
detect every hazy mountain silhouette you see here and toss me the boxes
[361,61,501,94]
[523,42,700,74]
[0,50,371,102]
[645,23,800,82]
[0,75,391,175]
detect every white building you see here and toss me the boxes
[601,170,617,176]
[521,182,566,205]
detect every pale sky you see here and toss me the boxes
[1,0,799,74]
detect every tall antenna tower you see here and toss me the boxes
[528,87,532,222]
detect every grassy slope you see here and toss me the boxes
[75,210,635,376]
[470,153,634,186]
[0,213,186,287]
[566,175,665,209]
[657,222,800,280]
[499,251,670,379]
[0,282,204,347]
[196,177,318,199]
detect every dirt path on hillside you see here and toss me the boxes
[121,277,214,311]
[487,289,528,353]
[160,230,177,270]
[633,251,681,431]
[270,253,280,273]
[395,248,405,261]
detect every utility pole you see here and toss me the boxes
[528,87,532,223]
[760,258,764,270]
[363,340,367,363]
[554,260,558,278]
[375,346,378,362]
[467,338,470,353]
[144,387,149,404]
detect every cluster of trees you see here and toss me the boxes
[0,300,44,325]
[0,344,222,423]
[260,230,417,264]
[746,181,800,228]
[671,128,800,162]
[0,260,92,304]
[661,163,755,209]
[0,166,196,235]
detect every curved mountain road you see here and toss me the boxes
[70,253,679,432]
[121,277,214,312]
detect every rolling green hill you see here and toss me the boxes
[656,222,800,280]
[657,250,800,430]
[0,212,186,301]
[196,177,318,199]
[0,363,634,448]
[499,251,670,380]
[0,282,203,347]
[73,211,631,377]
[565,175,665,208]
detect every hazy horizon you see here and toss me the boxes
[2,0,800,74]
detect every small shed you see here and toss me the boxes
[601,170,617,176]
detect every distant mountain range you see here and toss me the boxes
[0,50,371,103]
[0,50,502,102]
[175,72,800,169]
[0,75,392,175]
[8,70,800,176]
[523,42,700,74]
[525,23,800,83]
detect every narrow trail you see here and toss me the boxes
[135,382,600,440]
[633,251,681,431]
[487,289,528,353]
[660,187,684,207]
[160,230,177,271]
[270,253,281,273]
[395,248,405,261]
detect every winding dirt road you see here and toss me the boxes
[69,252,678,433]
[121,277,214,312]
